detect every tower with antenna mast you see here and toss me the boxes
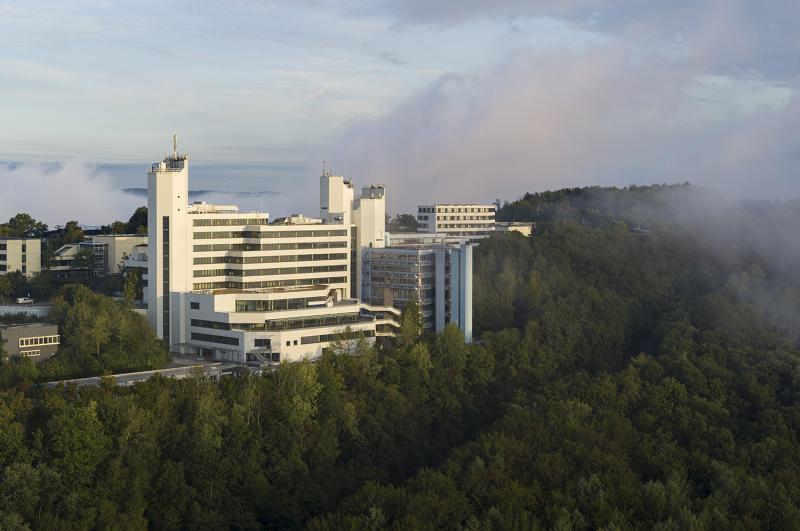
[319,160,354,225]
[147,134,190,343]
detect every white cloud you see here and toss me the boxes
[332,40,799,212]
[0,161,140,227]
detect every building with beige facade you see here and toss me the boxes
[0,238,41,277]
[417,203,496,239]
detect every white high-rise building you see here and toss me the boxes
[319,169,387,299]
[140,140,399,364]
[319,171,355,225]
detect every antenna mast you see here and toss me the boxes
[173,134,178,159]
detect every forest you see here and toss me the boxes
[1,184,799,529]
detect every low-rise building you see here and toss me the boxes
[0,323,60,362]
[417,203,496,239]
[0,238,41,277]
[51,234,147,277]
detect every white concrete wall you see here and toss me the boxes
[147,156,190,343]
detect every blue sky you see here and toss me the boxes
[1,1,798,224]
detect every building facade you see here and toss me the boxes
[417,203,496,238]
[140,144,398,364]
[362,243,473,342]
[0,238,41,277]
[0,323,60,362]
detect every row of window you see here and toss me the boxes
[193,265,347,278]
[435,224,495,230]
[193,242,347,252]
[432,215,494,221]
[192,218,269,227]
[369,263,435,273]
[190,313,364,332]
[193,229,347,240]
[192,276,348,291]
[418,206,495,213]
[235,297,328,312]
[19,335,59,348]
[190,332,239,346]
[20,350,41,357]
[193,253,347,265]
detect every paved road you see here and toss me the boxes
[41,362,244,388]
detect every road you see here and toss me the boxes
[41,362,244,388]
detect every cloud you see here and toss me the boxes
[331,1,800,212]
[0,161,140,227]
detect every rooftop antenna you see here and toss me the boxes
[322,159,328,176]
[173,134,178,159]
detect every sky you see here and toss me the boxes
[0,0,798,225]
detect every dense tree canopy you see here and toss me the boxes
[0,185,798,529]
[386,213,418,232]
[0,213,48,238]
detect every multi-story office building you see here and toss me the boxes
[362,243,473,342]
[0,238,41,277]
[417,203,496,238]
[0,323,60,362]
[51,234,147,277]
[142,142,398,364]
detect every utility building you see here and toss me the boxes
[0,323,60,362]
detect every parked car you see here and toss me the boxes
[16,297,34,304]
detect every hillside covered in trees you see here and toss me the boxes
[1,184,799,529]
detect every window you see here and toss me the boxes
[293,340,298,346]
[190,302,200,310]
[286,340,291,347]
[255,338,270,348]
